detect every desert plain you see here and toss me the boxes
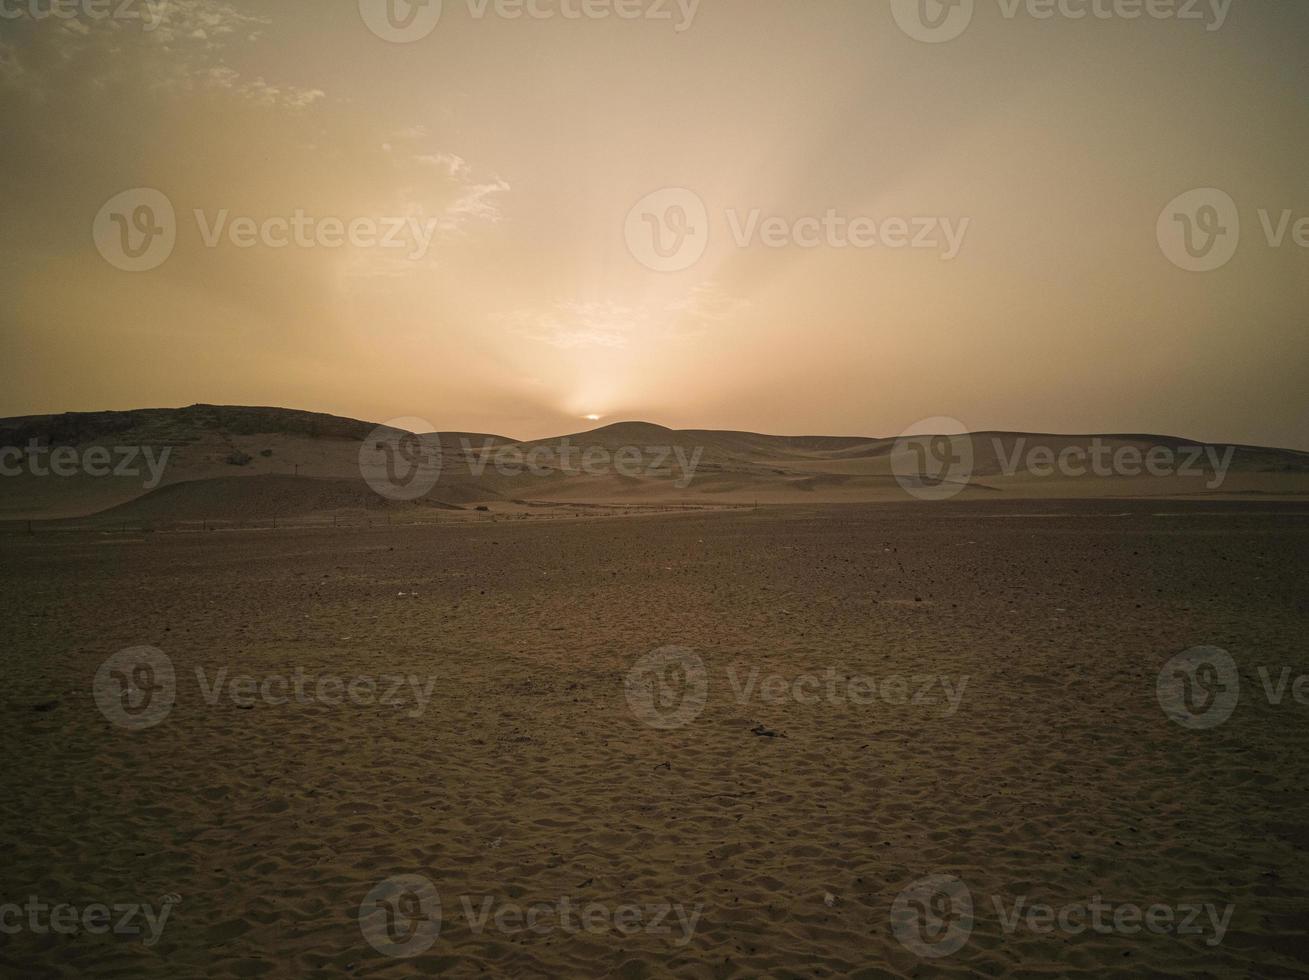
[2,493,1308,977]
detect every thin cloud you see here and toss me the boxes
[501,287,749,350]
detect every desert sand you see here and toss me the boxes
[3,499,1308,977]
[2,406,1307,525]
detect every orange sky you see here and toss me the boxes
[1,0,1306,447]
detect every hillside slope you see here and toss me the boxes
[1,406,1306,521]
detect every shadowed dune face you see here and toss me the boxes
[93,476,466,523]
[1,406,1307,522]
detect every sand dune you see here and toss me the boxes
[1,405,1306,523]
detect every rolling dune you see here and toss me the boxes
[1,406,1306,524]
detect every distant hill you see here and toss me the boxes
[0,405,1305,521]
[0,404,379,445]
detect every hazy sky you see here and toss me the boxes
[2,0,1306,446]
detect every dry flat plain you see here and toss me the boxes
[2,500,1308,978]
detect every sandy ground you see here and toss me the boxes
[2,501,1308,977]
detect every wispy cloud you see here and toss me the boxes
[0,1,511,342]
[499,301,642,350]
[668,283,751,328]
[500,286,749,350]
[147,0,269,47]
[198,65,324,108]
